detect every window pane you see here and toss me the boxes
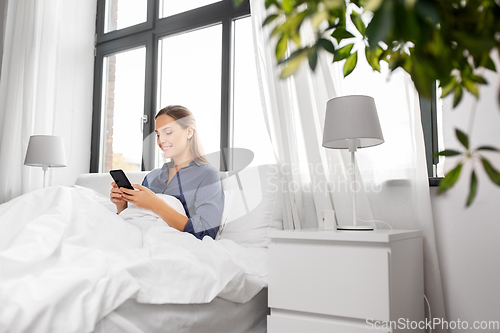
[105,0,147,33]
[159,0,221,18]
[233,17,275,167]
[156,25,222,168]
[100,47,146,172]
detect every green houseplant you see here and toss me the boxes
[234,0,500,206]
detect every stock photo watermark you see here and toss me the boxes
[266,163,383,194]
[366,318,500,331]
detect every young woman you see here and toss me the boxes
[110,105,224,240]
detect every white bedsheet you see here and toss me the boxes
[95,288,268,333]
[0,186,268,333]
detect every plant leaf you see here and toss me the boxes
[481,158,500,186]
[308,48,318,71]
[311,9,329,29]
[365,45,383,72]
[331,28,355,43]
[415,0,439,24]
[364,0,384,12]
[263,14,279,27]
[470,75,488,85]
[343,51,358,77]
[484,56,496,72]
[365,0,393,47]
[434,149,461,157]
[282,0,293,13]
[462,79,479,98]
[324,0,344,9]
[317,38,335,54]
[265,0,279,9]
[290,31,301,46]
[350,11,365,36]
[455,128,469,149]
[280,50,306,78]
[476,146,500,152]
[466,171,477,207]
[451,31,495,54]
[277,48,302,65]
[333,44,354,62]
[408,58,432,98]
[453,85,463,108]
[276,34,288,60]
[438,163,462,193]
[440,77,456,98]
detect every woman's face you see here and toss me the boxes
[155,114,193,161]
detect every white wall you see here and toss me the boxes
[431,52,500,332]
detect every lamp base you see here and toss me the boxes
[337,225,374,231]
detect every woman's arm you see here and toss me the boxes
[120,185,189,231]
[183,170,224,240]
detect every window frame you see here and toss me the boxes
[91,0,251,172]
[419,81,442,186]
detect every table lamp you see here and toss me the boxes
[322,95,384,230]
[24,135,67,188]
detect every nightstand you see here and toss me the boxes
[267,229,424,333]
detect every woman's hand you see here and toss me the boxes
[110,182,128,214]
[122,184,189,231]
[120,184,162,211]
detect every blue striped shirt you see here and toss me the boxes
[142,160,224,240]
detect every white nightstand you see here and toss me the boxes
[267,229,424,333]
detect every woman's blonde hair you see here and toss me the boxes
[155,105,209,165]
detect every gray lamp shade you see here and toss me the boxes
[24,135,67,168]
[322,95,384,149]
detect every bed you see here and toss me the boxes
[0,164,282,333]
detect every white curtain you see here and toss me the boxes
[0,0,97,203]
[250,0,447,330]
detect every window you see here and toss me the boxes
[156,24,222,164]
[100,47,146,172]
[159,0,221,18]
[104,0,148,33]
[92,0,274,173]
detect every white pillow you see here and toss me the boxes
[218,165,283,248]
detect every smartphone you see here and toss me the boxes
[109,169,134,190]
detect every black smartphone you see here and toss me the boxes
[109,169,134,190]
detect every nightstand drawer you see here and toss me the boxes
[268,314,389,333]
[269,238,390,321]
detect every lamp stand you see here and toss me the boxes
[42,165,48,188]
[337,140,373,231]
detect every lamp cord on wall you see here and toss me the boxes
[356,218,393,230]
[424,294,432,333]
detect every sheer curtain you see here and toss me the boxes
[250,0,447,329]
[0,0,96,203]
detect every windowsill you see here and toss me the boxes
[429,177,442,187]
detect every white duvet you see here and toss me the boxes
[0,186,268,333]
